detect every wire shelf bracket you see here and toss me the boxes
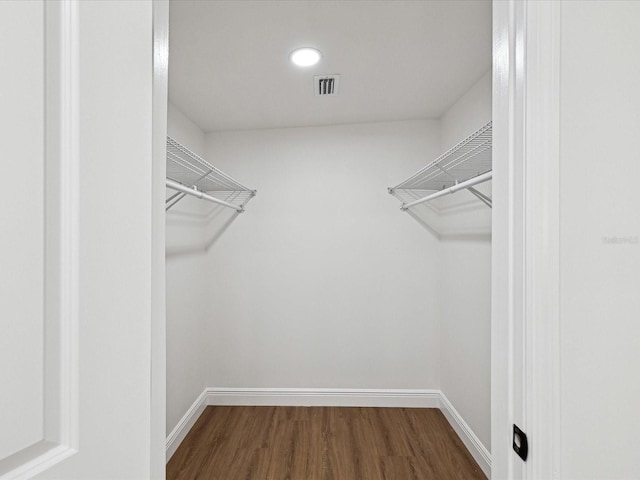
[388,121,492,210]
[165,136,256,212]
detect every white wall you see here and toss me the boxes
[165,102,210,435]
[441,71,492,150]
[201,120,442,390]
[559,2,640,478]
[438,71,492,451]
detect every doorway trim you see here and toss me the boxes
[492,0,562,478]
[150,0,565,478]
[151,1,169,478]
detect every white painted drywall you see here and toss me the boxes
[165,102,210,436]
[0,0,45,461]
[559,2,640,478]
[438,71,492,451]
[202,120,442,390]
[34,1,156,478]
[441,71,492,149]
[168,102,206,158]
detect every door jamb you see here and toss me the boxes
[151,1,169,478]
[492,1,562,478]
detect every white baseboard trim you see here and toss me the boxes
[165,389,208,462]
[438,392,492,478]
[166,387,491,478]
[205,387,441,408]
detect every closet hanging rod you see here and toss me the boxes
[400,171,492,210]
[166,178,248,213]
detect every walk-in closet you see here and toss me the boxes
[5,0,640,478]
[165,1,492,478]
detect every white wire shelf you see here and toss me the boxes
[389,121,492,209]
[166,136,256,212]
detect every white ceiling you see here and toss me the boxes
[169,0,491,133]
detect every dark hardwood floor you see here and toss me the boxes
[167,406,487,480]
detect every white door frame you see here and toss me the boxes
[147,0,565,478]
[492,1,561,478]
[151,1,169,478]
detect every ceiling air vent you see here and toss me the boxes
[314,75,340,96]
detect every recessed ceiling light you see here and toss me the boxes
[289,47,322,67]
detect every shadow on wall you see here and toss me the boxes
[203,208,240,250]
[400,185,492,242]
[166,197,243,258]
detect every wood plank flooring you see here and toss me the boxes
[167,406,487,480]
